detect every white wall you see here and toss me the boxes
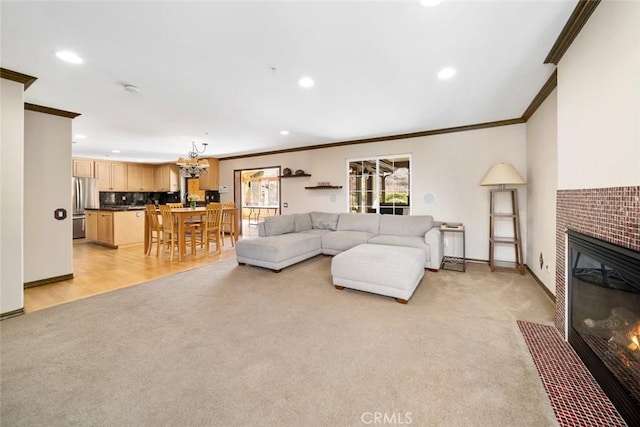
[220,124,527,262]
[526,88,558,294]
[23,110,73,283]
[0,79,24,315]
[557,0,640,190]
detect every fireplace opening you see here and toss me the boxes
[567,230,640,425]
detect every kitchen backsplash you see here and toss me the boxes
[99,191,182,207]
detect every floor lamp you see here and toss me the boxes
[480,163,526,274]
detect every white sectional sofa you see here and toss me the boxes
[235,212,442,273]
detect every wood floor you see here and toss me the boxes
[24,232,245,313]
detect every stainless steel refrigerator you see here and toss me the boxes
[72,177,99,239]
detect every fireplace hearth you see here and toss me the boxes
[567,230,640,425]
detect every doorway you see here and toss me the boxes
[235,166,281,234]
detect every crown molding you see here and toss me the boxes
[24,103,81,119]
[219,118,525,161]
[544,0,601,65]
[522,70,558,121]
[0,68,38,90]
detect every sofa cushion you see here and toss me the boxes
[368,235,430,260]
[310,212,339,231]
[378,215,434,236]
[300,229,333,236]
[264,215,295,236]
[236,233,321,263]
[321,230,376,253]
[337,213,380,234]
[294,213,313,232]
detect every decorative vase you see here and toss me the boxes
[190,201,196,209]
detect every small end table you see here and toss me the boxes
[440,223,466,272]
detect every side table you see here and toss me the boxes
[440,223,466,272]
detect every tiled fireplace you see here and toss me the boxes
[556,186,640,424]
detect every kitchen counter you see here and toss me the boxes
[87,206,146,211]
[86,209,146,247]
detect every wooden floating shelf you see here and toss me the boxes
[280,174,311,178]
[305,185,342,189]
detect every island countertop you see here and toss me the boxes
[86,209,145,247]
[86,206,146,212]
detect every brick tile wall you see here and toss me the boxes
[555,186,640,333]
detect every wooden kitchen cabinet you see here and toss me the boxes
[86,211,98,241]
[128,163,156,191]
[112,163,127,190]
[113,210,145,245]
[92,210,145,247]
[154,164,179,192]
[95,161,128,191]
[127,164,143,190]
[97,211,114,245]
[73,158,94,177]
[142,165,155,191]
[198,158,219,190]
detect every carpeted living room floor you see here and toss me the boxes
[1,256,558,426]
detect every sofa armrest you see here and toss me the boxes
[258,222,267,237]
[425,226,443,270]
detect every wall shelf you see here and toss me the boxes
[280,174,311,178]
[305,185,342,189]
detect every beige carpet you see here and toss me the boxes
[1,256,558,426]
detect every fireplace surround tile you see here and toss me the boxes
[556,186,640,333]
[518,321,626,426]
[553,186,639,424]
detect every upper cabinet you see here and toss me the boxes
[198,158,220,190]
[127,164,155,191]
[142,165,154,191]
[95,161,128,191]
[73,158,94,177]
[154,164,179,192]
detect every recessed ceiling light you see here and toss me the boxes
[74,134,87,139]
[298,76,314,88]
[437,67,456,79]
[112,149,121,153]
[420,0,445,7]
[55,50,83,64]
[280,130,290,135]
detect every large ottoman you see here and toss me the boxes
[331,244,428,304]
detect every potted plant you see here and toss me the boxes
[188,194,199,209]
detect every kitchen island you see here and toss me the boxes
[86,207,145,248]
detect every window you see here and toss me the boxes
[242,168,280,207]
[347,155,411,215]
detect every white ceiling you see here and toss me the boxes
[1,1,576,163]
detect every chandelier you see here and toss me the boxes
[176,141,209,177]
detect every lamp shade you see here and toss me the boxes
[480,163,526,186]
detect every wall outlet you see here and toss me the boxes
[444,238,449,248]
[283,202,288,208]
